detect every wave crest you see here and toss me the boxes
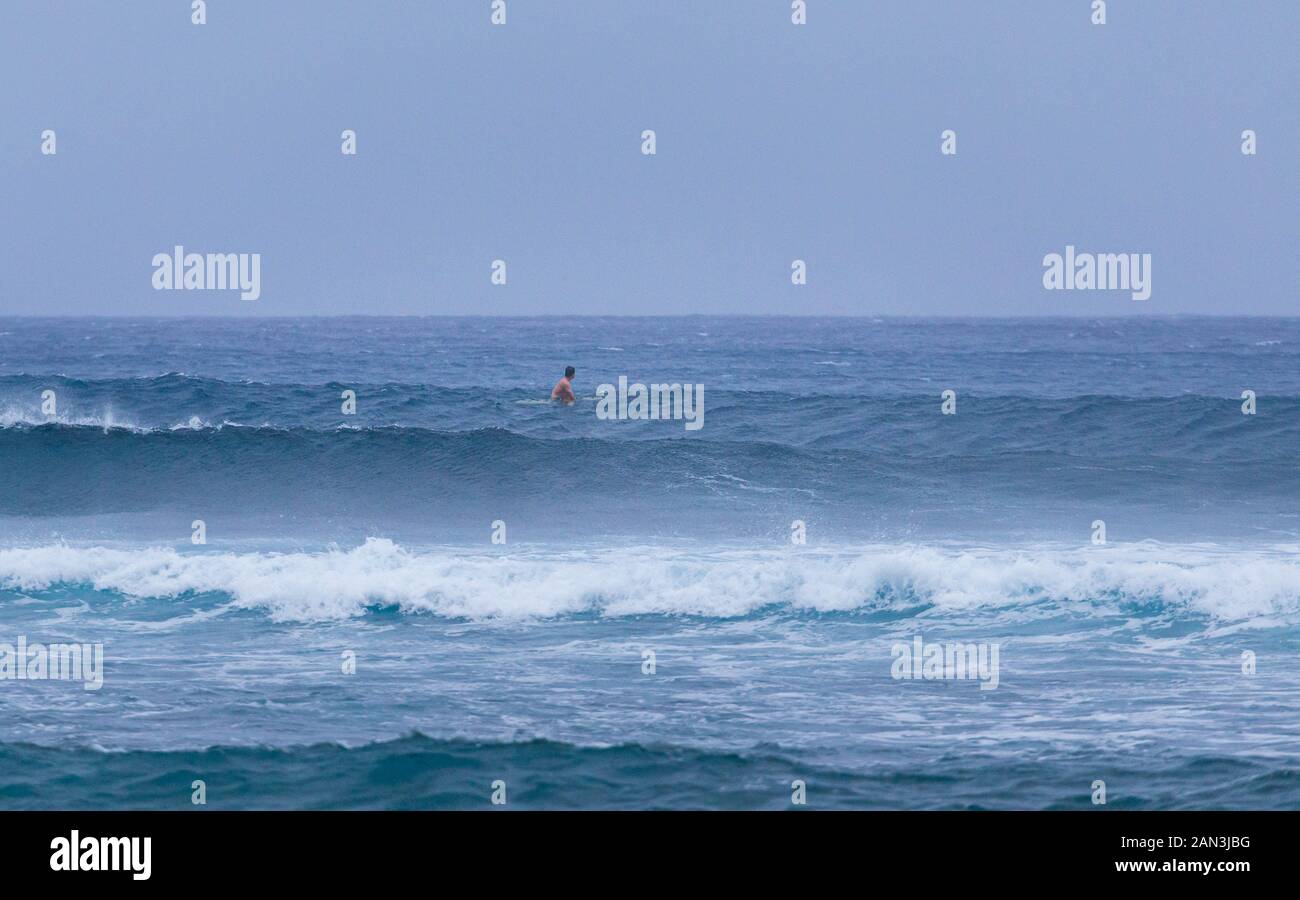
[2,539,1298,624]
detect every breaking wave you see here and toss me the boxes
[3,538,1298,624]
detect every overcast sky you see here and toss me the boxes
[2,1,1296,316]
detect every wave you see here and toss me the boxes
[3,538,1298,624]
[5,390,1300,456]
[2,731,1295,809]
[0,734,828,810]
[3,418,1298,543]
[3,374,1299,461]
[4,374,1299,542]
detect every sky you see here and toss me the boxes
[2,0,1297,316]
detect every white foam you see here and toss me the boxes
[2,539,1299,625]
[0,405,143,431]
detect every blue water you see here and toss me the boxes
[2,316,1299,809]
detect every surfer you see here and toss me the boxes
[550,366,576,404]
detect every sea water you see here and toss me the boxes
[1,316,1298,809]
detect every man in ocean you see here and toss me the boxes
[550,366,576,404]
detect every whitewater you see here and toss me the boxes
[3,538,1300,624]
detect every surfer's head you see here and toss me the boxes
[565,366,575,379]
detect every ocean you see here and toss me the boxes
[1,315,1298,809]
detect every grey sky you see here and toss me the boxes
[2,1,1296,316]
